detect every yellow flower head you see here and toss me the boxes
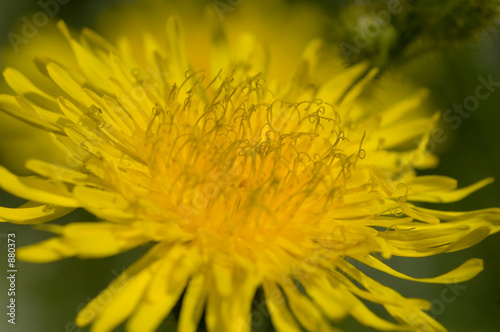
[0,1,499,332]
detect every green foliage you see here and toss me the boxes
[332,0,500,68]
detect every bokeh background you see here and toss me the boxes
[0,1,499,331]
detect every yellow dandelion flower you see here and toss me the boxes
[0,1,499,332]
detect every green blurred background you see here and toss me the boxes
[0,1,499,331]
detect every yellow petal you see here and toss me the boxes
[3,67,56,107]
[0,201,73,224]
[301,275,350,322]
[26,159,104,188]
[380,88,429,126]
[374,118,431,149]
[57,96,84,125]
[62,222,147,258]
[339,67,378,110]
[408,178,494,203]
[46,62,86,107]
[262,280,302,332]
[326,277,407,331]
[89,269,152,332]
[126,244,195,332]
[76,244,168,328]
[15,96,68,129]
[0,166,79,207]
[165,16,189,83]
[73,186,134,220]
[316,61,370,104]
[212,261,233,297]
[19,222,147,262]
[178,274,207,332]
[379,218,499,257]
[0,94,61,133]
[403,205,440,224]
[281,277,339,332]
[339,261,444,331]
[17,237,75,262]
[225,268,261,332]
[109,51,135,92]
[412,206,500,221]
[81,27,115,56]
[57,20,114,94]
[204,284,226,332]
[362,256,483,284]
[405,175,457,194]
